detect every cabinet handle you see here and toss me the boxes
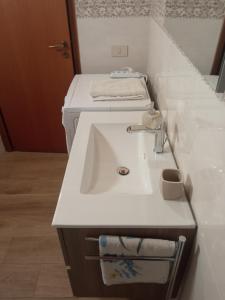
[65,265,71,270]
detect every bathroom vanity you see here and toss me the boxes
[57,227,195,299]
[53,111,196,300]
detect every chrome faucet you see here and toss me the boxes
[127,121,166,153]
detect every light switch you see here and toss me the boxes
[111,45,128,57]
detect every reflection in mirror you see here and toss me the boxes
[217,50,225,93]
[158,1,225,93]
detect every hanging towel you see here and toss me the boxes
[99,235,176,286]
[90,78,147,101]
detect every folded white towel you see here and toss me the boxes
[99,235,176,286]
[92,95,145,102]
[90,78,147,101]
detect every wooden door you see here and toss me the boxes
[0,0,76,152]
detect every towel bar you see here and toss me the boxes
[166,235,186,300]
[85,255,175,262]
[85,235,186,300]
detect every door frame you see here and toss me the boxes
[66,0,81,74]
[0,109,13,151]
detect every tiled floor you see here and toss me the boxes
[0,152,127,300]
[0,152,73,299]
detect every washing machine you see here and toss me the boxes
[62,74,152,152]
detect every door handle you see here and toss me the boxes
[48,41,67,50]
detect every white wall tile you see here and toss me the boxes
[77,17,149,73]
[147,17,225,300]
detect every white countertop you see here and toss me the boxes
[52,111,195,228]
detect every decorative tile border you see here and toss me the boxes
[75,0,225,18]
[166,0,225,18]
[75,0,151,18]
[151,0,166,20]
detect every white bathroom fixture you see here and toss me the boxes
[53,111,195,228]
[80,123,153,195]
[62,74,151,152]
[127,119,166,153]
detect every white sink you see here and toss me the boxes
[52,111,195,228]
[80,123,152,195]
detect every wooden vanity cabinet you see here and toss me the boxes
[57,227,196,300]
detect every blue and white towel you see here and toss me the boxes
[99,235,176,286]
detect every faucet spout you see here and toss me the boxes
[127,123,166,153]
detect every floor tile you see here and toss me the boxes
[0,264,40,297]
[0,152,71,299]
[0,194,58,237]
[0,194,58,217]
[0,236,12,263]
[0,179,63,195]
[34,264,73,297]
[13,214,58,237]
[0,214,57,238]
[3,236,64,264]
[0,152,67,174]
[0,216,15,237]
[0,152,67,194]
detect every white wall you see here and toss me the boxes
[163,18,223,74]
[147,18,225,300]
[77,17,149,73]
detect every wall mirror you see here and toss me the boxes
[157,1,225,93]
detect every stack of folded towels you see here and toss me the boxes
[90,78,147,101]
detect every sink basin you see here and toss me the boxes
[80,123,152,195]
[52,111,195,228]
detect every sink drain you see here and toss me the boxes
[117,167,130,176]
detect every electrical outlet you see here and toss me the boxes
[111,45,128,57]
